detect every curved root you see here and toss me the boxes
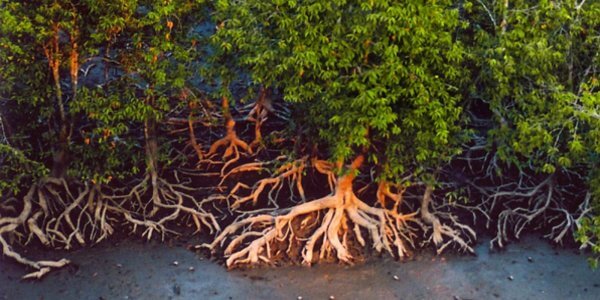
[0,172,221,279]
[117,175,220,240]
[202,96,252,174]
[221,156,308,210]
[204,160,419,268]
[246,88,269,150]
[489,177,560,248]
[0,184,70,279]
[421,185,475,254]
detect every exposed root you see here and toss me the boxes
[0,184,70,279]
[573,192,597,250]
[203,96,252,173]
[482,174,585,249]
[221,156,308,210]
[167,89,209,163]
[245,87,271,150]
[459,143,588,249]
[187,105,205,162]
[420,185,476,254]
[376,181,405,211]
[0,171,221,279]
[117,174,221,240]
[203,155,419,268]
[311,158,336,191]
[461,171,565,248]
[242,87,292,151]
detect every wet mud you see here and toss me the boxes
[1,235,598,300]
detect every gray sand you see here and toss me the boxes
[1,235,598,300]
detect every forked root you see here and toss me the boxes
[203,156,420,268]
[489,177,557,248]
[221,156,308,210]
[202,96,253,174]
[0,233,70,279]
[205,118,252,160]
[465,174,571,249]
[0,184,70,279]
[118,174,221,240]
[0,173,221,279]
[420,185,476,254]
[245,87,283,151]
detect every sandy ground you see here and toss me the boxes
[0,234,598,300]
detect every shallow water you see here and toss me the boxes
[0,235,598,300]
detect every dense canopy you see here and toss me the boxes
[0,0,599,277]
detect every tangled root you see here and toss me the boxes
[202,96,253,174]
[117,174,220,240]
[420,186,476,254]
[220,156,308,210]
[0,183,70,279]
[458,143,589,249]
[484,174,585,249]
[205,181,417,267]
[203,156,423,267]
[202,118,252,176]
[205,119,251,159]
[245,88,271,150]
[0,172,221,279]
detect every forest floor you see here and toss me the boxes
[0,234,598,300]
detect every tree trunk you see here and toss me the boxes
[145,117,160,188]
[45,24,70,179]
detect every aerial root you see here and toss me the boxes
[119,175,220,240]
[243,87,291,150]
[377,181,406,213]
[245,87,270,150]
[490,178,562,248]
[470,175,568,249]
[0,232,69,279]
[201,118,252,175]
[203,170,419,268]
[573,192,596,250]
[0,173,221,279]
[311,158,336,191]
[188,107,205,162]
[463,159,584,249]
[0,185,70,279]
[202,96,253,174]
[204,118,251,159]
[221,156,308,210]
[420,185,476,254]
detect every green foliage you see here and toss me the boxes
[0,0,58,167]
[1,0,599,267]
[464,0,600,172]
[0,144,48,196]
[0,0,205,185]
[464,0,600,265]
[576,214,600,268]
[214,0,468,181]
[72,0,204,175]
[580,169,600,267]
[0,0,131,182]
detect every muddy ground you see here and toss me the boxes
[0,234,598,300]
